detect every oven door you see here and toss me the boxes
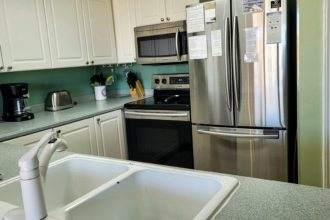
[135,25,187,64]
[125,110,193,169]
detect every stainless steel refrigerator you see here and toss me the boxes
[188,0,288,181]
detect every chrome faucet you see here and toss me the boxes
[3,131,67,220]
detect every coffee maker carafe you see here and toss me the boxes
[0,83,34,122]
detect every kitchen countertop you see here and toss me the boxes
[0,96,136,142]
[1,142,330,219]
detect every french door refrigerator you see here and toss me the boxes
[188,0,288,181]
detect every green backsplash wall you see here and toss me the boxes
[100,63,188,92]
[0,67,95,106]
[0,64,188,107]
[298,0,325,187]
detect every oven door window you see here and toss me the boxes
[137,33,177,58]
[126,119,193,169]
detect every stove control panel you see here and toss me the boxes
[152,74,189,90]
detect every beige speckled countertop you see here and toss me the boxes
[0,96,135,142]
[1,143,330,219]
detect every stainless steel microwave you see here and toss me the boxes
[134,20,188,64]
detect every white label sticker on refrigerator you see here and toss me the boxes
[211,30,222,57]
[243,0,264,13]
[266,12,282,44]
[186,4,205,33]
[244,27,260,63]
[205,9,216,23]
[188,35,208,60]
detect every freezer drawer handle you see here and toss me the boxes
[197,129,279,139]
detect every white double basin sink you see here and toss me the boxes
[0,155,239,220]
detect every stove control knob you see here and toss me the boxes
[154,79,160,84]
[162,79,167,84]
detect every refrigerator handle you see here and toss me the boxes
[224,17,232,111]
[197,128,279,139]
[232,16,241,110]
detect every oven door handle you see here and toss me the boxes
[125,110,190,121]
[126,111,188,117]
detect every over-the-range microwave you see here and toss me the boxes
[134,20,188,64]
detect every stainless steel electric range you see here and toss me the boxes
[124,73,193,169]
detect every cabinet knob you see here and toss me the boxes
[161,18,165,22]
[97,118,101,125]
[0,66,4,71]
[166,17,170,21]
[7,66,13,71]
[86,61,89,65]
[91,61,95,65]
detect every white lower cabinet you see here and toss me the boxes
[54,118,97,155]
[4,130,52,148]
[94,110,126,159]
[3,110,127,159]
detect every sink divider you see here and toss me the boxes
[62,166,143,212]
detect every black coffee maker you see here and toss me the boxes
[0,83,34,122]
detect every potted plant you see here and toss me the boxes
[90,73,114,101]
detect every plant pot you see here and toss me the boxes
[94,86,107,101]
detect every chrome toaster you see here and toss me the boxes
[45,90,74,111]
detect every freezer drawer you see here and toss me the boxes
[192,125,288,181]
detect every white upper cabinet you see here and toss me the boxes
[165,0,199,22]
[83,0,117,65]
[0,0,51,72]
[112,0,136,63]
[135,0,166,26]
[134,0,198,26]
[44,0,89,68]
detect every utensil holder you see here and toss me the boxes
[94,86,107,101]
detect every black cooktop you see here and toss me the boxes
[124,89,190,111]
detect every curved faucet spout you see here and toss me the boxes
[6,131,68,220]
[39,138,68,180]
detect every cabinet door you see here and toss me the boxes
[0,0,51,72]
[165,0,199,22]
[3,130,52,148]
[95,110,126,159]
[44,0,89,68]
[112,0,136,63]
[83,0,117,65]
[56,118,97,155]
[135,0,166,26]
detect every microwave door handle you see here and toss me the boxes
[175,28,180,61]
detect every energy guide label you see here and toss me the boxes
[243,0,264,13]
